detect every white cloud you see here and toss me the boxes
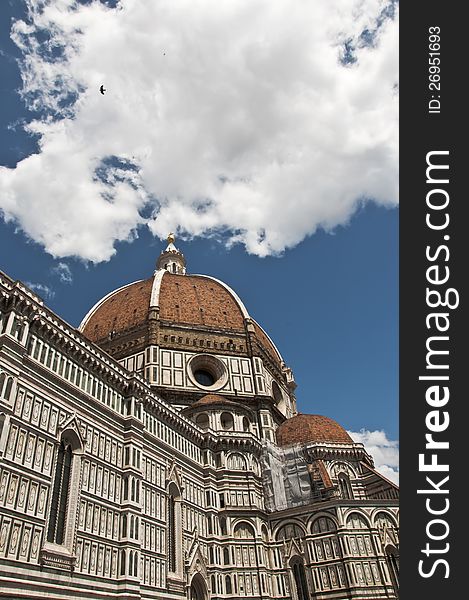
[0,0,398,262]
[348,429,399,484]
[26,281,55,299]
[51,262,73,284]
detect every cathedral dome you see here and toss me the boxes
[80,272,249,343]
[78,235,289,400]
[276,414,353,446]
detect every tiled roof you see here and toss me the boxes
[189,394,240,409]
[276,414,353,446]
[82,272,247,342]
[252,320,282,364]
[159,274,245,330]
[80,270,284,372]
[83,278,153,342]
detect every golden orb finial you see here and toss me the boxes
[167,232,175,244]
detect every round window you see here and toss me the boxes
[195,413,210,430]
[187,354,228,391]
[194,369,215,387]
[220,412,234,430]
[272,381,283,403]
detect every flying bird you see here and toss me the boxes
[99,85,106,95]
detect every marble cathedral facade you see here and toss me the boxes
[0,237,399,600]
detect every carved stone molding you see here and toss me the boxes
[40,544,76,571]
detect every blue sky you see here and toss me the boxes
[0,0,398,479]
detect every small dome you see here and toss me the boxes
[190,394,239,409]
[276,414,353,446]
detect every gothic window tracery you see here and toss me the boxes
[276,523,305,541]
[233,522,255,539]
[346,512,370,529]
[311,516,337,535]
[227,452,247,470]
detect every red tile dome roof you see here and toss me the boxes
[81,277,154,343]
[79,268,283,374]
[81,272,247,342]
[189,394,241,409]
[158,273,246,330]
[276,414,353,446]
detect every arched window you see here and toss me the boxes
[227,453,247,470]
[0,374,13,401]
[242,416,250,432]
[47,440,73,544]
[233,522,255,539]
[219,516,227,536]
[223,547,230,565]
[220,412,234,430]
[338,473,353,499]
[311,516,337,535]
[190,573,208,600]
[291,558,309,600]
[167,480,182,574]
[386,545,399,594]
[375,511,398,530]
[225,575,232,594]
[0,412,10,455]
[346,512,370,529]
[121,514,128,538]
[196,413,209,430]
[276,523,305,541]
[168,494,176,571]
[43,428,83,570]
[129,551,134,575]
